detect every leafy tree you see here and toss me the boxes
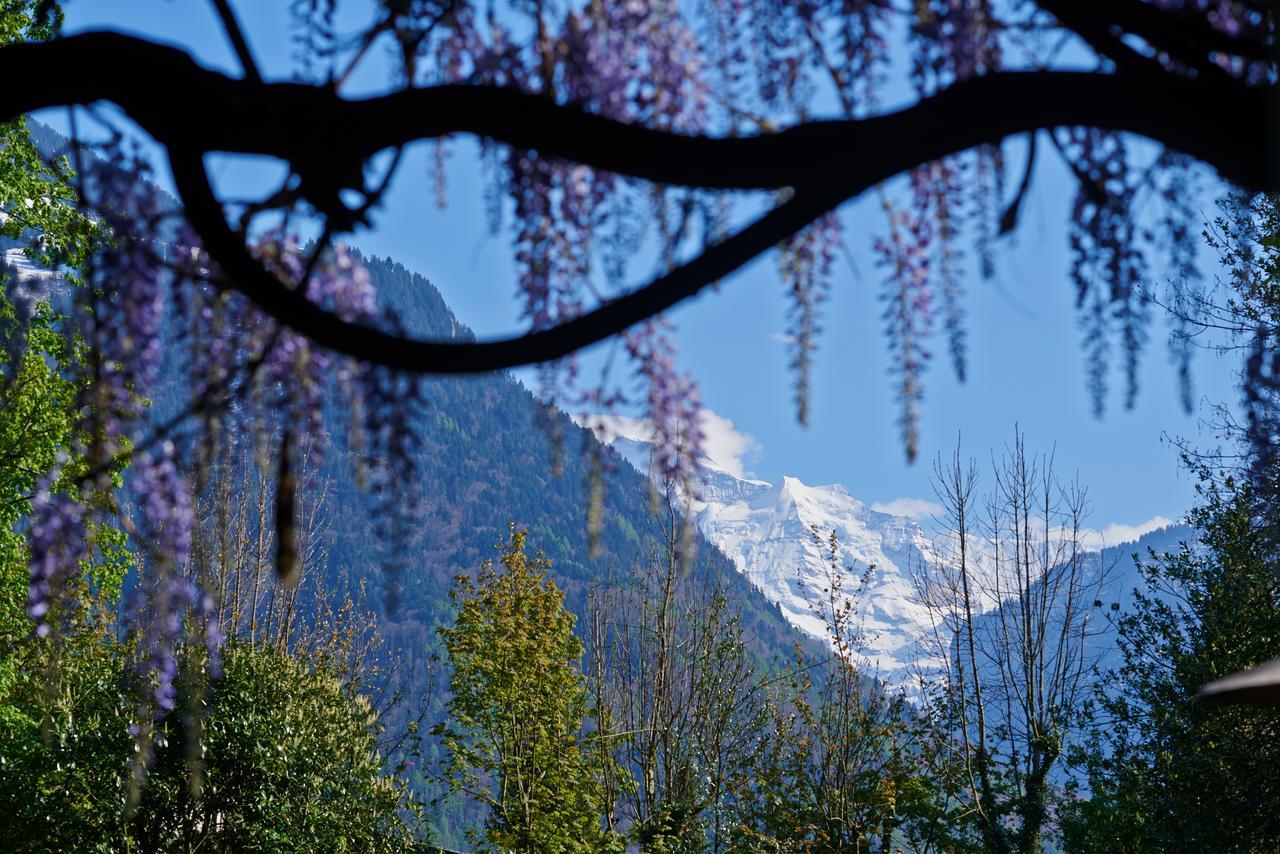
[0,2,131,799]
[145,640,415,851]
[0,309,134,849]
[1061,472,1280,852]
[1177,192,1280,553]
[1,637,418,852]
[0,8,87,271]
[0,429,422,851]
[0,308,417,850]
[435,527,620,852]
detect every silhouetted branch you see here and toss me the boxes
[1,31,1274,375]
[209,0,262,84]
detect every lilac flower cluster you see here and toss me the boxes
[409,0,1000,483]
[1152,1,1270,83]
[564,1,708,132]
[1060,127,1147,415]
[419,2,722,484]
[354,359,429,615]
[700,0,895,120]
[25,145,181,651]
[26,470,88,638]
[911,157,967,383]
[623,324,705,493]
[182,233,345,451]
[88,143,172,419]
[911,0,1001,88]
[183,240,241,409]
[134,443,194,568]
[890,1,1003,434]
[33,216,378,770]
[1154,153,1204,414]
[311,243,377,321]
[131,569,221,713]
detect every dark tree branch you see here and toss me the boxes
[1046,131,1112,208]
[1000,133,1038,236]
[209,0,262,84]
[2,34,1268,190]
[2,31,1275,374]
[1043,0,1274,64]
[1109,0,1272,64]
[169,146,838,373]
[1033,0,1155,73]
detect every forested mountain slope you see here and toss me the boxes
[321,252,820,666]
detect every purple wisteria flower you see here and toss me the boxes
[252,235,378,459]
[419,1,720,486]
[90,144,170,405]
[623,323,705,494]
[129,442,221,717]
[26,469,88,638]
[780,212,840,427]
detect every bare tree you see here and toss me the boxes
[912,432,1111,853]
[587,485,768,851]
[187,427,426,745]
[192,434,338,655]
[739,529,950,854]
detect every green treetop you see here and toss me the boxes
[436,526,621,852]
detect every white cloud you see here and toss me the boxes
[1079,515,1177,550]
[573,408,761,480]
[698,410,762,479]
[872,497,944,521]
[573,412,652,444]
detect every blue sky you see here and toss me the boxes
[50,1,1243,534]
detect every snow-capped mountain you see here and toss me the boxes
[596,421,1191,686]
[608,435,938,682]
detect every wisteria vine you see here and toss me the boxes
[19,136,411,785]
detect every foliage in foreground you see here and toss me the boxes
[1058,190,1280,852]
[1062,472,1280,852]
[439,522,972,852]
[1,638,416,852]
[0,382,420,850]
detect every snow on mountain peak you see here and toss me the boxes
[595,428,937,681]
[591,417,1185,687]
